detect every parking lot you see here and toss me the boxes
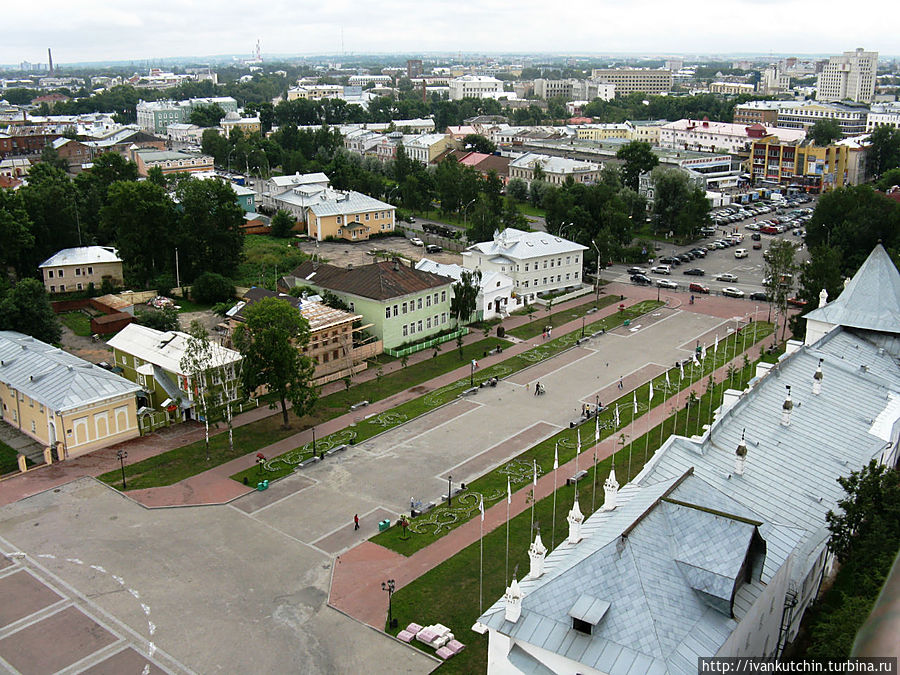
[607,197,815,298]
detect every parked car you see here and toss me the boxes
[722,287,745,298]
[677,253,693,263]
[425,244,443,253]
[787,297,808,307]
[630,273,652,285]
[683,268,705,276]
[750,233,761,241]
[689,282,710,294]
[656,278,678,289]
[627,266,647,275]
[749,291,769,301]
[650,265,671,275]
[409,237,424,246]
[717,273,739,282]
[734,248,749,259]
[660,256,681,265]
[752,242,763,250]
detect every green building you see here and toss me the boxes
[136,96,239,134]
[285,260,454,351]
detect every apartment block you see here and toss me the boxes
[816,48,878,104]
[590,68,673,95]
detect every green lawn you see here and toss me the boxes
[231,300,673,486]
[171,296,215,313]
[59,311,92,337]
[507,294,619,340]
[97,337,506,489]
[371,320,773,556]
[233,234,311,289]
[384,358,764,673]
[516,202,546,219]
[0,438,21,474]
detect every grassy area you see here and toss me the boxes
[171,295,215,314]
[97,337,506,489]
[384,357,764,673]
[233,234,310,289]
[59,311,92,337]
[507,294,619,341]
[0,438,21,474]
[516,202,546,219]
[232,300,675,486]
[371,320,774,556]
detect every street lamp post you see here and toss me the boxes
[116,450,127,489]
[448,475,453,506]
[470,359,476,388]
[581,315,586,339]
[462,198,476,226]
[382,579,397,629]
[312,426,317,459]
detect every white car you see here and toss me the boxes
[409,237,424,246]
[734,249,749,259]
[717,273,739,282]
[656,278,678,289]
[722,287,745,298]
[650,265,671,275]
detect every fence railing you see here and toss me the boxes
[386,328,469,358]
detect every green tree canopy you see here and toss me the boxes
[867,126,900,178]
[40,144,69,172]
[650,167,709,241]
[809,119,843,146]
[450,269,481,326]
[175,178,245,281]
[270,210,296,238]
[462,134,497,154]
[616,140,659,191]
[189,103,226,128]
[19,163,81,271]
[0,278,62,343]
[232,297,317,427]
[0,189,34,278]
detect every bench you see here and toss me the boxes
[298,456,319,468]
[326,444,347,457]
[350,401,369,411]
[411,502,435,517]
[460,387,479,397]
[567,470,588,486]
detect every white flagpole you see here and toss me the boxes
[552,441,558,549]
[506,477,511,586]
[629,391,637,478]
[576,427,581,475]
[645,380,654,462]
[479,497,484,614]
[674,363,682,435]
[661,369,671,448]
[592,409,599,513]
[531,459,537,536]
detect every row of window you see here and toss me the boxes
[516,272,579,288]
[521,256,579,272]
[385,291,447,319]
[47,266,95,279]
[401,314,447,337]
[335,211,391,225]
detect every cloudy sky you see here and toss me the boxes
[2,0,895,65]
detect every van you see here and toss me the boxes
[734,248,749,259]
[689,282,710,294]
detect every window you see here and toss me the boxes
[410,322,415,334]
[417,298,422,310]
[333,349,339,359]
[77,283,83,291]
[393,305,398,317]
[402,302,407,314]
[441,291,446,302]
[543,277,547,285]
[403,325,408,337]
[572,618,592,635]
[31,420,36,433]
[524,280,529,288]
[385,307,391,319]
[337,216,343,224]
[50,286,55,292]
[39,403,44,413]
[427,317,432,329]
[542,261,547,269]
[75,268,81,276]
[48,270,53,278]
[426,295,431,307]
[549,259,554,268]
[441,313,447,324]
[574,271,579,279]
[87,266,93,274]
[323,352,329,363]
[524,263,529,272]
[417,320,423,332]
[433,293,438,305]
[60,284,65,291]
[58,269,64,277]
[566,256,570,264]
[566,273,570,280]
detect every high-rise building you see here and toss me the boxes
[590,68,673,96]
[406,59,423,79]
[816,48,878,104]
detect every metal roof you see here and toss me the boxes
[107,324,241,376]
[0,331,141,413]
[465,228,586,261]
[39,246,121,268]
[804,244,900,334]
[307,190,393,218]
[290,260,450,301]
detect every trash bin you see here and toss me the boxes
[378,519,391,532]
[624,319,631,327]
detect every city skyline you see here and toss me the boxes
[2,0,896,66]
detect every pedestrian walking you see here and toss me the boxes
[354,514,359,530]
[535,382,541,396]
[618,377,624,390]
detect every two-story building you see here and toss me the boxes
[0,330,142,460]
[749,136,852,193]
[415,258,514,321]
[107,323,243,422]
[508,152,601,186]
[404,133,458,164]
[284,260,453,350]
[462,228,587,306]
[39,246,124,294]
[306,191,395,242]
[225,288,379,385]
[131,149,214,176]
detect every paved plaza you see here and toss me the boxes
[0,301,746,673]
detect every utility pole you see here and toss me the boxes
[175,248,181,293]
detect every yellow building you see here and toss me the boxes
[0,331,142,460]
[39,246,124,294]
[306,191,396,242]
[220,111,261,137]
[575,124,631,141]
[286,84,344,101]
[750,137,851,193]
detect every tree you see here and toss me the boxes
[201,128,231,167]
[0,279,61,343]
[875,167,900,192]
[19,163,81,270]
[462,133,497,154]
[180,320,216,460]
[450,269,481,327]
[74,152,139,240]
[101,181,177,288]
[467,195,500,243]
[650,167,709,241]
[189,103,226,128]
[270,210,295,238]
[809,119,842,146]
[233,297,317,428]
[501,197,528,231]
[826,460,900,564]
[763,239,797,341]
[507,177,528,202]
[0,189,34,278]
[191,272,236,304]
[176,178,245,281]
[867,126,900,178]
[40,144,69,172]
[134,306,179,332]
[616,141,659,192]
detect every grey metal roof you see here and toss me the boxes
[804,244,900,334]
[307,190,393,218]
[0,331,141,413]
[466,227,586,260]
[568,595,610,625]
[39,246,121,268]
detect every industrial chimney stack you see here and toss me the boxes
[48,48,53,75]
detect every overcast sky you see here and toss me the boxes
[2,0,894,66]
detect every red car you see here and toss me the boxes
[787,297,808,307]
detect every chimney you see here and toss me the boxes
[818,287,828,308]
[735,429,748,476]
[601,468,619,511]
[504,578,523,623]
[781,385,793,426]
[527,534,547,579]
[567,495,584,544]
[812,359,823,395]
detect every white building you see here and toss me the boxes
[659,118,806,155]
[476,244,900,674]
[449,75,505,101]
[508,152,601,186]
[816,48,878,104]
[347,75,392,87]
[414,258,514,321]
[866,103,900,132]
[462,228,587,305]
